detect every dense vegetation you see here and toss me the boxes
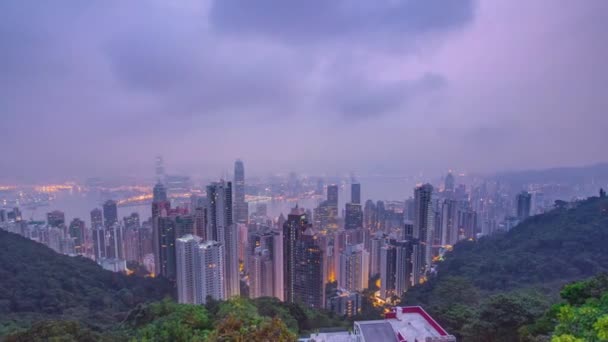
[0,230,173,336]
[403,196,608,340]
[0,229,349,340]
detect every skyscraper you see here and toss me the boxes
[351,183,361,204]
[155,155,165,184]
[47,210,66,228]
[234,159,248,224]
[68,218,86,255]
[327,185,339,206]
[91,208,105,261]
[414,184,434,271]
[380,245,396,299]
[176,234,201,304]
[176,235,225,304]
[103,200,118,228]
[517,191,532,220]
[283,211,309,303]
[444,171,455,193]
[440,199,458,246]
[294,228,324,309]
[339,243,369,292]
[345,203,363,230]
[155,216,176,279]
[207,181,239,297]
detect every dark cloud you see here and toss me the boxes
[210,0,475,43]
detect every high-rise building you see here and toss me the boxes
[283,211,309,303]
[444,171,455,193]
[68,218,86,255]
[414,184,434,271]
[393,240,415,296]
[47,210,65,228]
[105,222,124,260]
[369,235,385,278]
[234,159,248,224]
[380,245,396,299]
[345,203,363,230]
[155,155,165,184]
[155,216,176,279]
[176,234,201,304]
[123,212,140,230]
[339,243,369,292]
[207,181,239,297]
[364,200,377,231]
[176,235,225,304]
[249,247,274,299]
[294,228,324,309]
[351,183,361,204]
[327,185,339,206]
[376,201,386,232]
[103,200,118,228]
[440,199,458,246]
[516,191,532,220]
[91,208,103,229]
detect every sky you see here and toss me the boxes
[1,0,607,182]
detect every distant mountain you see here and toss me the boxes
[403,195,608,340]
[0,230,173,336]
[493,162,608,185]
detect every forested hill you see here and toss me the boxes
[0,230,173,335]
[404,195,608,341]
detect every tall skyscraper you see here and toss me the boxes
[207,181,239,297]
[440,199,458,246]
[393,240,415,296]
[283,211,309,303]
[327,185,339,206]
[294,228,325,309]
[103,200,118,228]
[91,208,105,261]
[176,234,201,304]
[380,245,396,299]
[68,218,86,255]
[364,200,377,231]
[414,184,434,271]
[351,183,361,204]
[345,203,363,230]
[516,191,532,220]
[155,216,176,279]
[234,159,248,224]
[47,210,65,228]
[339,243,369,292]
[155,155,165,184]
[176,235,225,304]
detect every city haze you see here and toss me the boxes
[1,0,608,182]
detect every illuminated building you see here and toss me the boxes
[207,181,239,297]
[103,200,118,228]
[234,159,248,224]
[339,243,369,292]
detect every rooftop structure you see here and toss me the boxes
[308,306,455,342]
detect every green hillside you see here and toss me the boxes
[0,230,173,336]
[403,196,608,341]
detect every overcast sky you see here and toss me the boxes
[1,0,607,182]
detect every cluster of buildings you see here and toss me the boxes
[0,160,543,322]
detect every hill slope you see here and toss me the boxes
[0,230,173,335]
[404,196,608,340]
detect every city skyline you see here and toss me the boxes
[1,1,607,182]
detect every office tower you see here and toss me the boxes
[68,218,86,254]
[414,184,434,270]
[123,213,140,230]
[444,171,455,193]
[103,200,118,228]
[283,211,309,303]
[176,235,201,304]
[155,155,165,184]
[441,199,458,246]
[327,185,339,206]
[345,203,363,230]
[106,222,124,260]
[90,208,103,229]
[155,216,176,279]
[47,210,65,228]
[234,159,248,224]
[294,228,324,309]
[369,236,385,277]
[339,243,369,292]
[380,245,396,299]
[403,220,414,239]
[351,183,361,204]
[207,181,239,297]
[376,201,386,232]
[364,200,377,231]
[273,229,284,300]
[394,240,414,296]
[516,191,532,220]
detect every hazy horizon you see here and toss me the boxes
[2,0,607,182]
